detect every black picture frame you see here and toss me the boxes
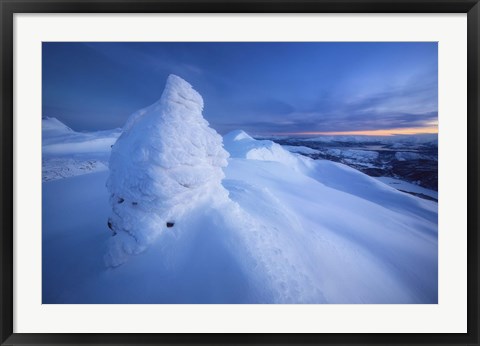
[1,1,479,345]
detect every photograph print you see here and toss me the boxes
[42,42,438,304]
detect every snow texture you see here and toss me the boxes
[42,117,120,181]
[43,158,108,182]
[105,74,229,266]
[42,77,438,304]
[43,130,438,303]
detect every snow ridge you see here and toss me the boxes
[42,116,73,134]
[223,130,299,167]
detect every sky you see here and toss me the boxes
[42,42,438,136]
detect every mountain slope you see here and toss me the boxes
[43,130,437,304]
[42,76,437,304]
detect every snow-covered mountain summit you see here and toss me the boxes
[42,76,438,304]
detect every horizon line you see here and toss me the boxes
[266,126,438,137]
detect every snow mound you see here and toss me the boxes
[105,74,229,266]
[223,130,299,167]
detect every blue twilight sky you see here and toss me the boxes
[42,42,438,135]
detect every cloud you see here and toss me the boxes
[217,73,437,134]
[83,43,204,77]
[216,109,438,135]
[43,42,437,134]
[217,106,438,135]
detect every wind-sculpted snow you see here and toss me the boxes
[42,79,438,304]
[223,158,437,303]
[302,160,437,224]
[43,129,438,303]
[223,130,299,167]
[105,75,229,266]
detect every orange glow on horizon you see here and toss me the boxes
[276,126,438,137]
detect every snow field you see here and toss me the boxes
[42,75,438,303]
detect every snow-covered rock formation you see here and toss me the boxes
[105,74,229,266]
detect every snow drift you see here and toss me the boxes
[105,74,229,266]
[42,76,438,304]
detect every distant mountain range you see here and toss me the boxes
[270,135,438,192]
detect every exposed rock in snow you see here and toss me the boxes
[395,151,436,161]
[105,74,229,266]
[321,148,380,168]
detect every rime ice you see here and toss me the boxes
[105,75,229,266]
